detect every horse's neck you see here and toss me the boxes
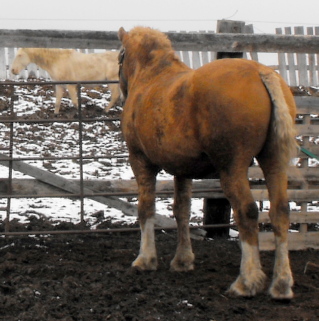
[27,49,65,74]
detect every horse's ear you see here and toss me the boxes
[118,27,127,42]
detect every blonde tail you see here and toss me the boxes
[260,70,298,168]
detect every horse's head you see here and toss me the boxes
[118,27,139,102]
[118,27,175,101]
[11,48,31,75]
[118,45,128,102]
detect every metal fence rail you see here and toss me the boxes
[0,79,131,232]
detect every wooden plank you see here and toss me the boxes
[181,51,191,67]
[192,51,201,69]
[295,26,308,86]
[168,31,319,53]
[285,27,298,86]
[199,31,210,65]
[276,28,288,82]
[174,51,182,60]
[216,20,244,59]
[0,177,224,199]
[1,29,319,53]
[259,211,319,224]
[201,51,209,65]
[315,27,319,84]
[307,27,318,86]
[0,47,6,79]
[0,154,177,228]
[5,178,319,224]
[188,31,201,69]
[4,177,319,202]
[7,47,15,79]
[244,24,258,61]
[259,231,319,251]
[296,167,319,181]
[296,123,319,136]
[295,96,319,113]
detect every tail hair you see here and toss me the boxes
[259,71,298,168]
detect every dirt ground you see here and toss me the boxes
[0,83,319,320]
[0,218,318,321]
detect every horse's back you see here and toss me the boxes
[191,60,271,139]
[194,58,294,114]
[194,59,272,111]
[56,50,119,81]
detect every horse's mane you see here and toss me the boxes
[126,27,179,66]
[21,48,75,66]
[128,27,173,50]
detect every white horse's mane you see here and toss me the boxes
[21,48,76,66]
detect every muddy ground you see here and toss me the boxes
[0,218,319,321]
[0,83,319,320]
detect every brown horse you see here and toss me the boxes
[118,26,297,299]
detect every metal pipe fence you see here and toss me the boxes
[0,79,130,233]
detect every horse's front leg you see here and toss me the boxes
[104,83,120,112]
[131,156,158,271]
[54,85,64,114]
[170,177,195,272]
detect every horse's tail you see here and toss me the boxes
[259,70,298,169]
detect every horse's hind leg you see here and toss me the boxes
[170,176,195,272]
[130,154,158,270]
[257,155,294,299]
[67,85,78,108]
[220,168,266,297]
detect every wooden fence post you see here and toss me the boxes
[0,48,6,79]
[203,20,246,238]
[216,20,245,59]
[203,198,231,238]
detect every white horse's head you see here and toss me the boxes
[11,48,31,75]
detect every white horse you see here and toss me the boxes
[11,48,120,114]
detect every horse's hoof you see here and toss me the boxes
[228,271,266,297]
[170,255,195,272]
[132,255,157,271]
[170,262,194,272]
[269,277,294,300]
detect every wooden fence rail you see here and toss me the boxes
[1,25,319,86]
[1,29,319,52]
